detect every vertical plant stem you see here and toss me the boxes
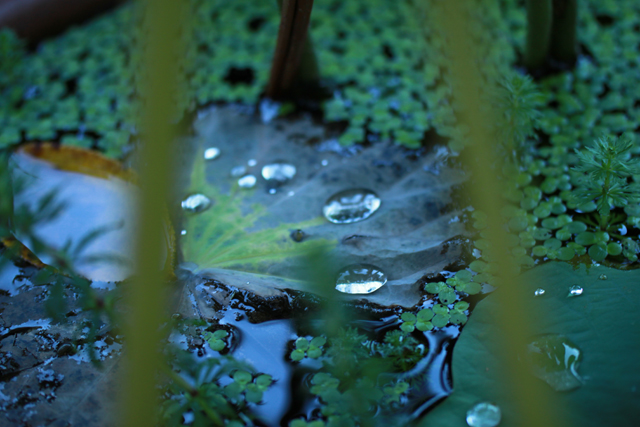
[549,0,578,65]
[266,0,316,99]
[121,0,184,426]
[434,2,561,426]
[524,0,553,70]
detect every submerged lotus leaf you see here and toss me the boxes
[420,262,640,427]
[179,108,466,307]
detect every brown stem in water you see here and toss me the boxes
[266,0,316,100]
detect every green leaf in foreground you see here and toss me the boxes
[420,262,640,427]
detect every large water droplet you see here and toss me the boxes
[204,147,220,160]
[466,402,501,427]
[323,189,381,224]
[526,334,583,391]
[238,175,257,189]
[568,285,583,297]
[534,288,545,297]
[261,162,296,183]
[181,194,211,213]
[335,264,387,294]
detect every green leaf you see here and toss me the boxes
[421,262,640,427]
[295,337,310,351]
[233,370,252,385]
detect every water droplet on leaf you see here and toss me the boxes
[526,334,583,391]
[180,230,187,236]
[269,188,277,195]
[466,402,502,427]
[335,264,387,294]
[181,194,211,213]
[204,147,220,160]
[598,274,607,280]
[568,285,583,297]
[323,189,381,224]
[247,159,257,167]
[261,162,297,183]
[534,288,545,297]
[238,175,257,189]
[321,159,328,166]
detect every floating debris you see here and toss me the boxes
[466,402,502,427]
[323,189,381,224]
[290,229,306,242]
[598,274,607,280]
[248,159,257,167]
[534,288,545,297]
[335,264,387,294]
[261,162,297,183]
[231,165,247,177]
[526,334,583,392]
[238,175,257,189]
[568,285,583,297]
[204,147,220,160]
[181,194,211,213]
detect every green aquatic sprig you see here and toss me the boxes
[492,73,544,162]
[572,135,640,230]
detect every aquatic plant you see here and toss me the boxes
[492,73,544,162]
[204,329,230,352]
[0,28,25,82]
[572,135,640,231]
[160,352,272,426]
[290,336,327,361]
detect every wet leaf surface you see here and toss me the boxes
[0,269,121,427]
[420,262,640,427]
[180,107,467,307]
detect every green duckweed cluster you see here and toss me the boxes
[0,0,514,156]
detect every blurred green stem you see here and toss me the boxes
[435,2,561,426]
[550,0,578,64]
[524,0,553,70]
[121,0,184,426]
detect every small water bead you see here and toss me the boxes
[231,165,247,177]
[335,264,387,294]
[247,159,257,167]
[269,188,277,195]
[181,194,211,213]
[204,147,220,160]
[262,162,297,183]
[568,285,583,297]
[534,288,545,297]
[323,189,381,224]
[526,334,583,391]
[321,159,328,166]
[180,230,187,236]
[238,175,257,189]
[599,274,607,280]
[466,402,502,427]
